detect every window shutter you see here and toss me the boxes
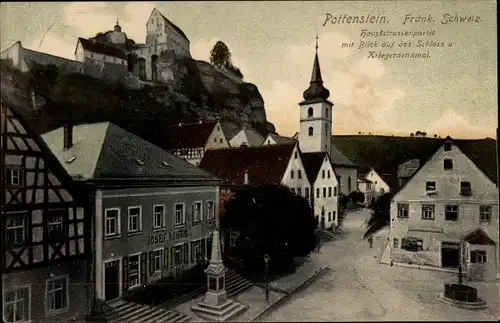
[140,253,147,284]
[122,256,129,291]
[201,238,206,260]
[470,250,477,263]
[148,251,154,274]
[164,247,169,269]
[183,243,189,264]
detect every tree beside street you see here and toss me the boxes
[362,192,394,240]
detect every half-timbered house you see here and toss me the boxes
[1,90,91,322]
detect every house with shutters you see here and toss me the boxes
[42,121,219,302]
[2,88,91,322]
[389,137,498,281]
[301,152,339,229]
[163,120,230,166]
[199,142,311,250]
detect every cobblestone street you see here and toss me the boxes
[260,208,500,321]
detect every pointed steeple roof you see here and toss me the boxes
[302,34,330,104]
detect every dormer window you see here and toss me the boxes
[443,159,453,170]
[444,143,451,151]
[460,181,472,196]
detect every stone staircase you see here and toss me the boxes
[106,299,190,323]
[225,268,254,298]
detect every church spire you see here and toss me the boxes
[302,33,330,102]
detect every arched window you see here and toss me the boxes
[325,108,328,118]
[308,107,313,117]
[348,176,352,192]
[325,123,329,136]
[308,127,313,136]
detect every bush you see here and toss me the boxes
[122,263,207,305]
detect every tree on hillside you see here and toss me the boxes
[348,190,365,204]
[221,184,318,276]
[363,192,394,240]
[210,41,232,69]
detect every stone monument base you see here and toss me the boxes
[191,299,247,322]
[434,293,488,310]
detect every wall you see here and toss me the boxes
[205,122,230,150]
[281,145,311,194]
[335,167,358,195]
[298,101,332,153]
[358,181,375,206]
[1,42,24,70]
[366,170,391,195]
[94,185,219,299]
[229,130,250,147]
[2,260,90,322]
[312,158,339,228]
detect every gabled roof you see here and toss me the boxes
[463,228,496,245]
[76,37,127,59]
[266,133,297,145]
[163,121,218,149]
[42,122,217,183]
[1,84,83,199]
[301,152,328,183]
[220,121,241,141]
[235,128,264,147]
[150,8,189,42]
[199,143,296,186]
[330,143,357,167]
[358,166,373,177]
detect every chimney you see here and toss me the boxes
[63,124,73,150]
[244,170,249,185]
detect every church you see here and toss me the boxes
[294,38,358,196]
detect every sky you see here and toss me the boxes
[0,1,497,139]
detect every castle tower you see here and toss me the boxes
[298,34,333,153]
[191,230,247,321]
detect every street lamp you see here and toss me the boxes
[263,254,270,302]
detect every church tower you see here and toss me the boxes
[298,35,333,154]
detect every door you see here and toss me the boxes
[441,242,460,268]
[104,260,120,301]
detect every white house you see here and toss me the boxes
[360,166,391,197]
[74,37,128,66]
[262,133,297,146]
[296,46,358,196]
[389,137,499,281]
[357,177,375,206]
[163,121,230,166]
[229,128,264,147]
[302,152,339,229]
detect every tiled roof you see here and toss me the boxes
[220,121,241,141]
[42,122,217,182]
[358,166,373,177]
[463,228,496,245]
[330,143,357,167]
[77,38,127,59]
[240,128,265,146]
[301,152,327,183]
[199,143,296,186]
[157,11,190,42]
[269,133,297,144]
[163,121,218,149]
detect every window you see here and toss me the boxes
[444,142,451,151]
[6,216,26,246]
[128,206,142,233]
[291,170,295,179]
[150,249,163,272]
[305,187,310,200]
[425,181,436,191]
[46,276,68,314]
[6,168,23,187]
[460,181,472,196]
[171,244,187,267]
[380,188,385,194]
[328,187,332,197]
[48,211,64,236]
[230,231,240,247]
[192,202,202,224]
[471,250,487,264]
[397,204,409,218]
[323,187,326,198]
[421,204,435,220]
[401,237,423,251]
[153,205,165,229]
[445,205,459,221]
[206,201,215,219]
[191,239,205,262]
[128,255,140,287]
[267,140,271,145]
[308,127,313,136]
[322,170,325,179]
[294,151,298,159]
[328,212,331,221]
[4,288,29,322]
[479,205,491,222]
[104,209,119,237]
[174,203,185,226]
[298,170,302,179]
[307,107,313,117]
[347,177,352,192]
[332,211,336,220]
[393,238,399,248]
[214,137,217,142]
[334,187,337,196]
[443,159,453,170]
[327,170,330,178]
[219,138,223,143]
[316,188,320,198]
[325,108,328,118]
[297,187,302,196]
